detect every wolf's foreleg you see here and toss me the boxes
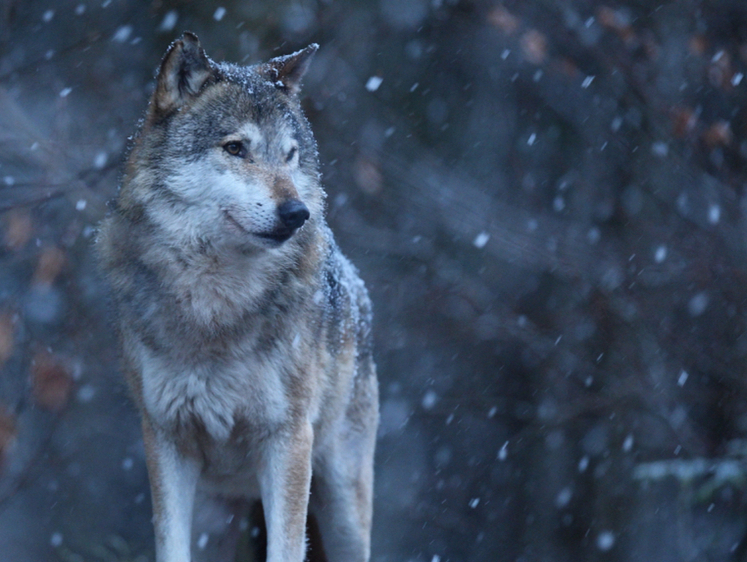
[260,422,314,562]
[142,417,201,562]
[310,437,375,562]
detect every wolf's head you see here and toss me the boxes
[119,32,324,253]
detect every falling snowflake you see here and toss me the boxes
[596,531,615,551]
[498,441,508,461]
[365,76,383,92]
[473,231,490,249]
[197,533,209,549]
[112,25,133,43]
[159,10,178,32]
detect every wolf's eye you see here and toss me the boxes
[224,141,246,158]
[286,146,297,163]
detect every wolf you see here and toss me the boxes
[97,32,378,562]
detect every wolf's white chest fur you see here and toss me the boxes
[136,340,288,442]
[133,248,297,441]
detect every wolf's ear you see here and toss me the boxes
[154,32,213,114]
[260,44,318,94]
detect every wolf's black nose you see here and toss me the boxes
[278,200,310,230]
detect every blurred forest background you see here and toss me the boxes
[1,0,747,561]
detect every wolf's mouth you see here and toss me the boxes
[223,211,294,244]
[256,229,294,243]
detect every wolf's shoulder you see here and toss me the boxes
[319,233,373,356]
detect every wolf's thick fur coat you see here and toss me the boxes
[97,33,378,562]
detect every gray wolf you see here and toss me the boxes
[97,32,378,562]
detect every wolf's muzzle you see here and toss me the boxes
[278,200,310,231]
